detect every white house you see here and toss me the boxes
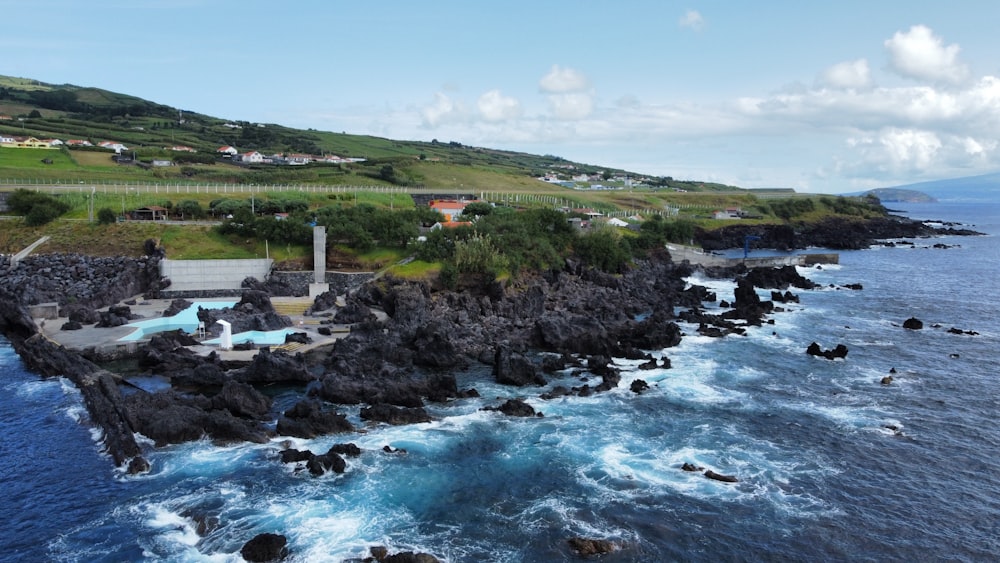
[217,145,238,156]
[98,141,129,153]
[239,151,264,164]
[0,134,15,145]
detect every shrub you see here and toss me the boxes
[96,207,117,225]
[8,189,70,225]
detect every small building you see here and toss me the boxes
[430,220,474,230]
[239,151,264,164]
[170,145,197,152]
[429,199,478,222]
[217,145,238,156]
[98,141,129,153]
[65,139,93,147]
[133,206,169,221]
[8,136,56,149]
[151,159,173,167]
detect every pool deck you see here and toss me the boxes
[37,296,351,362]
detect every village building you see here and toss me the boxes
[429,199,478,222]
[132,206,169,221]
[217,145,238,156]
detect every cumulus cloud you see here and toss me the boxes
[546,92,595,120]
[820,59,872,90]
[885,25,969,84]
[539,64,589,93]
[420,92,467,127]
[477,90,522,122]
[678,10,704,31]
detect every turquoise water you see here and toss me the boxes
[203,328,305,346]
[118,301,236,342]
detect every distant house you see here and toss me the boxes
[0,114,12,121]
[42,139,63,146]
[98,141,129,153]
[170,145,196,152]
[573,208,604,218]
[712,207,744,220]
[607,217,629,227]
[132,206,169,221]
[65,139,93,147]
[152,159,173,167]
[430,220,474,230]
[239,151,264,164]
[0,134,15,145]
[429,199,478,222]
[217,145,238,156]
[9,136,55,149]
[285,153,313,165]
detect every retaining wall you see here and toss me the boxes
[160,259,273,292]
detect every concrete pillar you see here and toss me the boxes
[313,226,326,284]
[310,225,330,298]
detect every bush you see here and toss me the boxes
[9,189,70,225]
[96,207,117,225]
[25,203,65,226]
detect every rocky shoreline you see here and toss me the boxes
[0,213,982,559]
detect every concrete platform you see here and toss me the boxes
[38,296,349,362]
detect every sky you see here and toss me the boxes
[4,0,1000,194]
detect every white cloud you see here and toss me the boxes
[820,59,871,90]
[539,65,589,93]
[678,10,704,31]
[884,25,969,84]
[420,92,467,127]
[477,90,522,122]
[547,93,594,120]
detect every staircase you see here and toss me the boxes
[270,297,314,317]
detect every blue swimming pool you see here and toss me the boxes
[203,328,305,347]
[117,301,236,342]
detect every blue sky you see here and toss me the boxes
[4,1,1000,193]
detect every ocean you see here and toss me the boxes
[1,202,997,562]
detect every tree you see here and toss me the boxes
[462,202,493,218]
[28,109,42,118]
[175,200,205,220]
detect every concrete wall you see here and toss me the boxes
[160,258,273,291]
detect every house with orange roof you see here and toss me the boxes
[66,139,93,147]
[217,145,238,156]
[430,220,474,230]
[429,199,478,222]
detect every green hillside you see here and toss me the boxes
[0,74,739,194]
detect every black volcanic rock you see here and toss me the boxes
[903,317,924,330]
[241,533,288,562]
[493,344,545,386]
[806,342,849,360]
[360,403,431,425]
[276,398,354,438]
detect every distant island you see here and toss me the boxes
[863,188,936,203]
